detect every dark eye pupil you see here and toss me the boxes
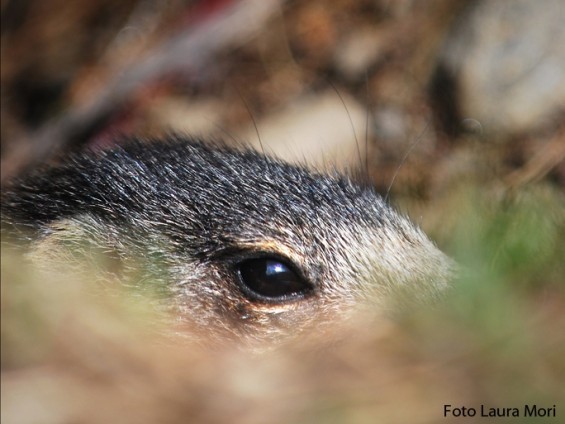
[237,258,311,300]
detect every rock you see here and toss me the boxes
[238,90,370,170]
[333,28,387,81]
[435,0,565,137]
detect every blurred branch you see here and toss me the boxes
[1,0,282,185]
[504,125,565,190]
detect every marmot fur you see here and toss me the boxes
[1,136,453,343]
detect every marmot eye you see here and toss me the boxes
[237,257,312,301]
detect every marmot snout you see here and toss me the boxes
[1,137,454,343]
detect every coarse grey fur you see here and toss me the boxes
[1,136,453,343]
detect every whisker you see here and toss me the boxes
[237,89,265,156]
[328,81,363,177]
[384,118,432,203]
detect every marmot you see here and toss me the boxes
[1,136,453,343]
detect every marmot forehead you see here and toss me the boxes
[3,137,390,227]
[1,136,454,343]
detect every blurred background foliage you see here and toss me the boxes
[1,0,564,423]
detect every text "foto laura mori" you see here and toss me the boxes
[443,404,556,418]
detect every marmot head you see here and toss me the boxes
[1,137,454,344]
